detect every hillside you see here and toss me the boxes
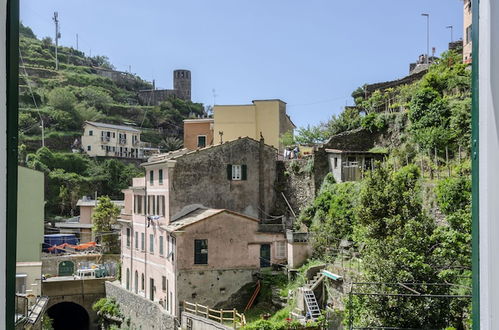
[18,23,205,153]
[283,50,472,329]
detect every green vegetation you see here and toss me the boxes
[93,298,123,329]
[26,146,143,217]
[18,22,205,152]
[92,196,121,253]
[296,53,472,327]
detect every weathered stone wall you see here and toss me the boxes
[105,281,176,330]
[138,89,179,106]
[169,138,277,219]
[177,269,257,308]
[181,312,232,330]
[276,160,316,216]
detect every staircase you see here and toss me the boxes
[303,288,321,321]
[305,272,325,291]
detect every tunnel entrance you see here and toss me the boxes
[46,302,90,330]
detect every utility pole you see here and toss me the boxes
[446,25,454,42]
[421,13,430,64]
[76,33,79,51]
[53,12,61,70]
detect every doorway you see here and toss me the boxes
[260,244,271,268]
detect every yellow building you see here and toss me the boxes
[213,99,295,152]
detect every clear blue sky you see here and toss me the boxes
[21,0,463,128]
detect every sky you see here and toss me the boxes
[21,0,464,128]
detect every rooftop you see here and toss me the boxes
[84,121,141,133]
[162,206,258,232]
[143,137,277,166]
[77,198,125,207]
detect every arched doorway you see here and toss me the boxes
[58,261,75,276]
[46,302,90,330]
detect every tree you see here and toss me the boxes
[160,136,183,152]
[91,55,116,70]
[47,87,77,112]
[92,196,121,253]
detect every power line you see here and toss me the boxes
[19,48,45,147]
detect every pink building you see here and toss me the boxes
[118,139,287,316]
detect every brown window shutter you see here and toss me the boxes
[242,164,247,180]
[227,164,232,180]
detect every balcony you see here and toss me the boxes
[119,138,127,145]
[101,136,110,143]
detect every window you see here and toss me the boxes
[227,164,247,181]
[157,195,165,216]
[126,268,130,290]
[162,276,167,291]
[87,145,91,151]
[149,170,154,185]
[194,239,208,264]
[149,234,154,253]
[141,273,145,291]
[159,169,163,184]
[134,195,144,214]
[159,236,164,256]
[126,228,131,248]
[334,157,338,169]
[197,135,206,148]
[466,25,472,45]
[141,232,145,251]
[275,241,287,259]
[89,130,93,136]
[135,232,138,249]
[150,278,155,301]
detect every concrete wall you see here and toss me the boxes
[276,160,316,216]
[213,100,290,152]
[138,89,179,106]
[287,242,312,269]
[15,262,42,296]
[183,119,214,150]
[181,312,232,330]
[17,166,44,263]
[105,281,175,330]
[169,138,277,219]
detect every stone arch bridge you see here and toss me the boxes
[42,277,110,330]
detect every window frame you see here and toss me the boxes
[194,239,208,265]
[159,169,163,185]
[149,233,154,253]
[197,135,207,148]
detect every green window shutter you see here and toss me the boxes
[227,164,232,180]
[242,164,247,180]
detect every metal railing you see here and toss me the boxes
[183,301,246,328]
[101,136,111,143]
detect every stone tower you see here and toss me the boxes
[173,69,191,101]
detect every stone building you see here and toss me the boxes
[138,69,192,105]
[213,99,295,152]
[117,137,286,318]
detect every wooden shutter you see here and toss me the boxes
[226,164,232,180]
[241,164,247,180]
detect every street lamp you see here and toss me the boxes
[421,13,430,64]
[446,25,454,42]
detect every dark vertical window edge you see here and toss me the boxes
[6,0,19,328]
[471,0,479,328]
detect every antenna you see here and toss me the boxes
[52,12,61,70]
[212,88,218,106]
